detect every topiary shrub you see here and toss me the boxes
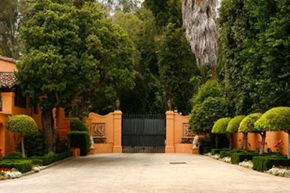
[68,131,91,156]
[255,107,290,158]
[7,115,38,158]
[212,117,231,148]
[238,113,262,151]
[24,133,46,156]
[253,156,290,171]
[220,149,242,158]
[4,152,23,160]
[70,119,88,131]
[226,115,245,149]
[0,159,32,173]
[211,148,230,155]
[231,152,259,164]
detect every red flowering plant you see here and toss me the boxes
[273,139,284,154]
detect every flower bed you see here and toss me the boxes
[266,167,290,177]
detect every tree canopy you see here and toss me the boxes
[238,113,262,133]
[212,117,231,134]
[226,115,245,133]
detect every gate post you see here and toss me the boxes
[165,111,175,153]
[113,110,122,153]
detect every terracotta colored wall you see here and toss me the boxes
[165,111,192,153]
[85,111,122,154]
[233,131,289,155]
[0,60,17,72]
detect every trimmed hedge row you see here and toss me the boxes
[253,156,290,171]
[0,160,32,173]
[30,151,73,166]
[69,131,91,156]
[219,149,242,158]
[211,148,230,155]
[231,152,259,164]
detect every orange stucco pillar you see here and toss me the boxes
[113,110,122,153]
[165,111,175,153]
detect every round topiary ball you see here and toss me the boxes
[7,114,38,134]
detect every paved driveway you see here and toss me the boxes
[0,153,290,193]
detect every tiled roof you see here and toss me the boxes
[0,72,17,89]
[0,55,16,63]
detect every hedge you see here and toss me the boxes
[0,160,32,173]
[253,156,290,171]
[4,152,23,160]
[69,131,91,156]
[30,151,73,166]
[220,149,242,158]
[211,148,230,155]
[231,152,259,164]
[70,120,88,131]
[199,138,211,154]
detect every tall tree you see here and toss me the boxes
[182,0,219,79]
[157,24,197,114]
[17,0,136,149]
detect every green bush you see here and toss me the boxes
[211,148,230,155]
[0,159,32,173]
[7,115,38,134]
[227,115,245,133]
[199,138,211,154]
[69,131,91,156]
[253,156,290,171]
[231,152,259,164]
[212,117,231,134]
[238,113,262,133]
[70,119,88,131]
[220,149,242,158]
[4,152,23,159]
[30,151,72,166]
[24,133,46,156]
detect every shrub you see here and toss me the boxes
[253,156,290,171]
[227,115,245,133]
[70,119,88,131]
[29,151,72,166]
[4,152,23,160]
[231,152,259,164]
[220,149,242,158]
[190,97,229,133]
[255,107,290,158]
[0,160,32,173]
[211,148,230,155]
[68,131,91,156]
[24,133,46,156]
[7,115,38,158]
[199,138,211,154]
[212,117,231,134]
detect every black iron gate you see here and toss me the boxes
[122,114,166,153]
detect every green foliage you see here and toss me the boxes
[219,0,290,115]
[211,148,230,155]
[238,113,262,133]
[70,119,88,132]
[226,115,245,133]
[7,115,38,134]
[68,131,91,156]
[18,0,136,116]
[212,117,231,134]
[0,159,32,173]
[191,80,223,107]
[255,107,290,132]
[4,152,23,160]
[24,133,46,157]
[29,151,72,166]
[220,149,243,158]
[253,156,290,171]
[198,137,211,154]
[231,152,259,164]
[157,23,197,114]
[190,97,229,133]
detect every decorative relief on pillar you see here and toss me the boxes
[183,123,194,138]
[91,123,106,138]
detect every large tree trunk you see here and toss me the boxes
[41,108,56,152]
[242,133,248,150]
[259,132,266,155]
[21,135,26,158]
